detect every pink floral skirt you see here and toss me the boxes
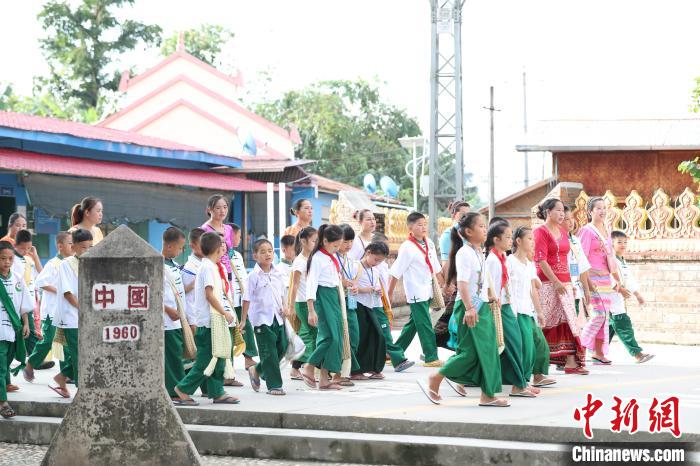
[539,282,586,367]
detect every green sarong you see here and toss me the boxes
[500,304,528,389]
[532,319,550,376]
[295,302,317,363]
[375,306,407,368]
[27,316,67,372]
[0,341,15,401]
[395,299,438,363]
[176,327,225,399]
[307,286,343,374]
[253,320,287,391]
[347,306,361,373]
[609,313,642,356]
[59,328,79,386]
[439,301,502,397]
[517,313,549,380]
[235,306,258,358]
[356,303,387,373]
[0,277,27,375]
[164,328,185,398]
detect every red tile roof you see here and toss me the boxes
[0,148,268,192]
[0,111,225,155]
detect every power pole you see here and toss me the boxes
[483,86,500,219]
[428,0,465,242]
[522,70,529,188]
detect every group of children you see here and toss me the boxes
[0,203,652,414]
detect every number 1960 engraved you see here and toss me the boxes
[103,324,140,342]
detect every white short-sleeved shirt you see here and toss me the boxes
[568,235,592,299]
[244,264,286,327]
[506,255,538,317]
[163,260,184,331]
[485,252,510,304]
[35,256,62,320]
[230,251,248,308]
[292,255,308,303]
[454,245,489,304]
[357,261,383,309]
[194,258,218,328]
[0,271,34,342]
[336,253,360,288]
[182,254,202,325]
[611,256,639,315]
[306,251,340,301]
[55,258,79,329]
[389,238,442,303]
[11,255,37,302]
[349,236,370,262]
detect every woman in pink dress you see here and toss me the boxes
[577,197,620,365]
[533,198,588,375]
[201,194,234,280]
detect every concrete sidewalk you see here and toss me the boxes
[5,334,699,441]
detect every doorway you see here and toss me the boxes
[0,196,16,238]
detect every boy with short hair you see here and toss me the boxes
[182,228,205,335]
[51,228,93,398]
[162,226,187,402]
[278,235,296,296]
[174,232,239,405]
[388,212,444,367]
[12,229,42,355]
[609,231,654,364]
[241,239,288,395]
[0,241,32,418]
[23,232,73,382]
[228,223,258,369]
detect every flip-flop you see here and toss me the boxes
[301,372,317,389]
[350,374,370,380]
[592,357,612,365]
[49,385,70,399]
[22,368,35,383]
[213,396,240,404]
[267,389,286,396]
[0,405,16,419]
[510,391,536,398]
[479,399,510,407]
[416,380,441,405]
[368,373,385,380]
[527,386,541,395]
[336,379,355,387]
[319,383,343,391]
[6,384,19,392]
[224,379,244,387]
[173,398,200,406]
[637,354,655,364]
[445,379,467,397]
[247,367,261,392]
[532,378,556,387]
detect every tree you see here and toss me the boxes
[678,157,700,188]
[256,79,422,205]
[37,0,162,111]
[161,24,234,66]
[0,82,100,123]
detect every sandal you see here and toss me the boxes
[336,379,354,387]
[248,367,261,393]
[267,388,286,396]
[6,384,19,393]
[479,398,510,407]
[510,390,537,398]
[416,380,441,405]
[213,396,240,404]
[636,354,655,364]
[592,357,612,365]
[224,379,244,387]
[301,372,317,389]
[173,398,200,406]
[49,385,71,399]
[564,366,589,375]
[445,379,467,397]
[22,367,35,383]
[319,383,343,391]
[0,405,16,419]
[368,372,385,380]
[532,378,556,387]
[350,373,369,380]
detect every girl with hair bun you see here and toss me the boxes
[533,198,588,375]
[348,209,376,261]
[68,197,104,244]
[284,199,313,237]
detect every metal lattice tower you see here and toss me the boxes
[428,0,465,240]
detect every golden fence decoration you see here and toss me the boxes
[571,187,700,252]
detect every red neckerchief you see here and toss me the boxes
[319,248,340,274]
[491,248,508,286]
[216,261,230,295]
[408,234,434,274]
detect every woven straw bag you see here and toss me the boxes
[430,273,446,309]
[203,270,235,379]
[486,270,505,355]
[165,268,197,360]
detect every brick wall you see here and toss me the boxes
[625,255,700,345]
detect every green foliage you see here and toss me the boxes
[678,157,700,186]
[0,82,100,123]
[37,0,162,111]
[161,24,234,66]
[691,78,700,113]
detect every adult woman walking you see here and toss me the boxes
[284,199,313,237]
[533,198,588,375]
[577,197,619,365]
[0,213,27,244]
[348,209,376,261]
[68,197,104,244]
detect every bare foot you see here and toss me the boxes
[427,373,443,402]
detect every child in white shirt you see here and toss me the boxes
[162,227,187,402]
[229,224,257,369]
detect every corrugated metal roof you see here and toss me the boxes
[516,118,700,152]
[0,148,268,192]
